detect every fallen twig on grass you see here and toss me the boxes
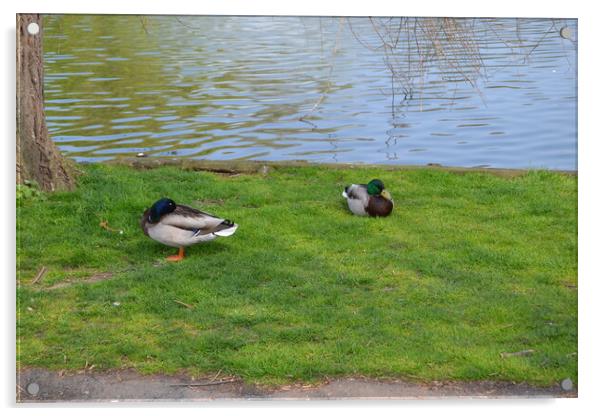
[210,369,222,382]
[500,349,535,358]
[32,266,47,284]
[169,378,238,388]
[174,300,194,309]
[99,220,123,234]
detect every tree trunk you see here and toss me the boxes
[16,14,75,192]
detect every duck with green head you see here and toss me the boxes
[342,179,393,217]
[140,198,238,261]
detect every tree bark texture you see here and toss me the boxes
[16,14,75,191]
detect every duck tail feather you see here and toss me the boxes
[213,220,238,237]
[342,185,350,199]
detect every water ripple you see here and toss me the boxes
[43,15,577,170]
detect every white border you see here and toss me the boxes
[8,0,582,17]
[3,1,600,415]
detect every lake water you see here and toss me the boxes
[43,15,577,170]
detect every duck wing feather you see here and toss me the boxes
[343,184,370,204]
[161,204,230,235]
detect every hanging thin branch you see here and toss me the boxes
[299,17,345,128]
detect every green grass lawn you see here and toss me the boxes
[16,163,577,386]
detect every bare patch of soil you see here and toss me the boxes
[44,272,115,290]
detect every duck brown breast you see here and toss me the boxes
[367,196,393,217]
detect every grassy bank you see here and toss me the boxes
[17,163,577,386]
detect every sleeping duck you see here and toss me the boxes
[140,198,238,261]
[342,179,393,217]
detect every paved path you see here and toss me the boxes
[17,368,576,402]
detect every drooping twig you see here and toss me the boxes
[173,16,200,31]
[521,23,557,64]
[299,17,345,127]
[139,16,150,35]
[353,16,490,115]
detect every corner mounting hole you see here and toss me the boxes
[26,382,40,395]
[27,22,40,35]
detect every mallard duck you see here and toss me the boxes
[342,179,393,217]
[140,198,238,261]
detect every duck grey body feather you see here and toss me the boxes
[342,184,371,216]
[141,204,237,248]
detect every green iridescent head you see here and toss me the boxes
[366,179,385,196]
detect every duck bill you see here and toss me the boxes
[381,190,392,201]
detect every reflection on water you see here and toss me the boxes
[43,16,577,170]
